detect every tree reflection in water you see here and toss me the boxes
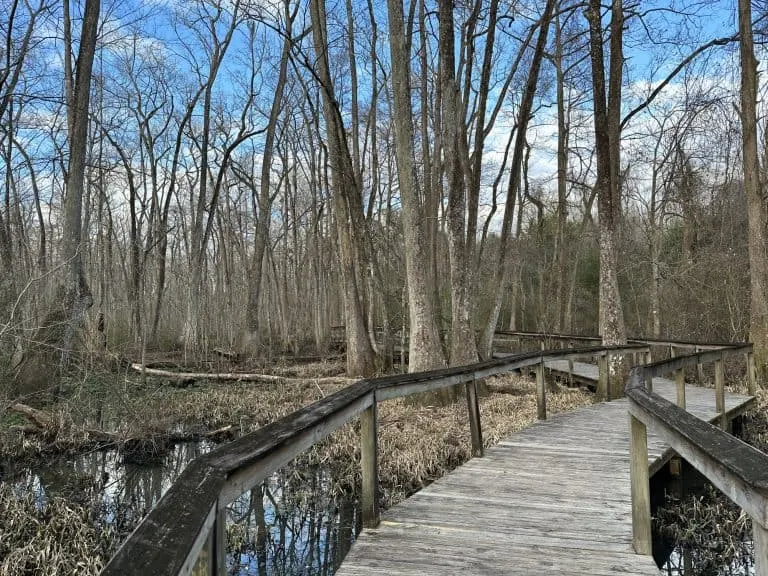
[2,443,360,575]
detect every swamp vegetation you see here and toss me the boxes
[0,360,593,575]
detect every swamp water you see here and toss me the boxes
[652,460,757,575]
[0,443,361,575]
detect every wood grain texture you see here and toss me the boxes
[337,362,755,576]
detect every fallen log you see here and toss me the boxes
[10,403,53,429]
[129,363,356,385]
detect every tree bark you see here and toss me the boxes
[739,0,768,379]
[309,0,376,376]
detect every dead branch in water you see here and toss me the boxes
[128,363,356,385]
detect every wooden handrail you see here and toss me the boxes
[102,342,649,575]
[495,330,750,350]
[624,346,767,570]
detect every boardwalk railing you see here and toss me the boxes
[497,330,757,397]
[102,343,647,575]
[624,343,768,573]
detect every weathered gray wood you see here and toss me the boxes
[217,386,375,505]
[465,379,483,456]
[696,346,705,385]
[748,351,757,395]
[536,360,546,420]
[102,462,224,576]
[627,388,768,527]
[755,521,768,576]
[629,414,652,555]
[675,369,685,409]
[494,330,744,350]
[338,366,754,576]
[212,509,226,576]
[715,357,726,430]
[597,354,608,400]
[360,402,379,528]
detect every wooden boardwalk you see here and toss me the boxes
[337,363,755,575]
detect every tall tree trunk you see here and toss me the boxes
[587,0,626,397]
[739,0,768,379]
[245,8,293,353]
[386,0,446,372]
[59,0,99,357]
[309,0,376,376]
[438,0,478,366]
[477,1,556,358]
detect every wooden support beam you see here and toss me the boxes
[715,357,726,430]
[568,340,574,386]
[465,378,484,457]
[597,355,608,401]
[696,345,705,385]
[675,369,686,409]
[747,351,757,395]
[360,402,379,528]
[536,360,546,420]
[629,414,652,555]
[755,521,768,576]
[212,509,226,575]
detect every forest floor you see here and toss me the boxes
[0,358,592,575]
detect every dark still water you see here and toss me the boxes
[652,460,757,576]
[1,444,361,575]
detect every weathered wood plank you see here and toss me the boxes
[338,359,755,575]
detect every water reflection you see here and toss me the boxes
[226,471,360,575]
[653,460,756,575]
[0,445,360,575]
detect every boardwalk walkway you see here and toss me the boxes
[337,363,755,575]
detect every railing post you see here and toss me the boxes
[597,353,608,401]
[567,340,574,386]
[675,368,686,409]
[696,345,705,386]
[669,344,676,358]
[754,520,768,576]
[212,509,226,575]
[536,358,547,420]
[747,351,757,396]
[715,356,726,430]
[629,413,652,555]
[466,377,484,457]
[643,350,653,393]
[360,397,379,528]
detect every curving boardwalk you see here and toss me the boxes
[337,363,755,575]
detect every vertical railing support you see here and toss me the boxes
[675,368,686,409]
[360,397,379,528]
[536,359,547,420]
[567,340,574,386]
[695,346,705,386]
[629,413,652,555]
[754,520,768,576]
[212,508,226,575]
[643,350,653,393]
[669,344,676,358]
[715,356,726,430]
[466,377,484,457]
[747,351,757,396]
[597,354,608,401]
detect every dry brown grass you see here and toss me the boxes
[0,483,109,575]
